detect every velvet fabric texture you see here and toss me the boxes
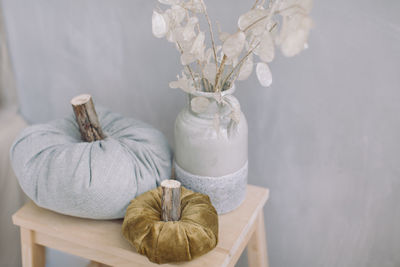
[122,186,218,264]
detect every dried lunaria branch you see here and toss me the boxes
[176,41,198,90]
[223,21,277,87]
[223,41,261,87]
[215,54,227,91]
[152,0,313,93]
[200,0,218,72]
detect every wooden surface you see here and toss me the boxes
[20,228,45,267]
[13,185,269,267]
[248,210,269,267]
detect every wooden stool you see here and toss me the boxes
[12,185,269,267]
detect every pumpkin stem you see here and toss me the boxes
[161,180,181,222]
[71,94,105,142]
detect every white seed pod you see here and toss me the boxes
[219,32,230,42]
[179,38,195,51]
[190,32,205,60]
[222,31,246,58]
[152,11,168,38]
[205,48,214,63]
[237,54,254,81]
[224,51,239,66]
[281,15,313,57]
[169,76,195,93]
[191,32,205,53]
[300,0,314,13]
[203,63,217,82]
[182,25,196,42]
[255,32,275,63]
[191,96,210,113]
[279,15,293,38]
[180,52,196,65]
[169,26,185,43]
[184,0,203,13]
[182,17,199,41]
[256,62,272,87]
[231,57,239,68]
[170,5,186,24]
[238,8,268,33]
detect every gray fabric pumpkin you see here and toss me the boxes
[10,108,172,219]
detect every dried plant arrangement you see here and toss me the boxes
[153,0,313,213]
[152,0,313,95]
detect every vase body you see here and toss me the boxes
[174,87,248,214]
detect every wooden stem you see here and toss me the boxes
[71,94,105,142]
[161,180,181,222]
[215,54,227,91]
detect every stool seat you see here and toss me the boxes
[13,185,269,267]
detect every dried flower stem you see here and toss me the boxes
[222,42,261,88]
[194,23,208,90]
[230,57,252,86]
[177,42,198,90]
[200,0,218,72]
[197,60,210,91]
[244,15,268,33]
[186,66,198,90]
[224,22,277,86]
[269,22,278,32]
[215,54,227,91]
[152,0,312,92]
[219,0,280,91]
[245,0,281,33]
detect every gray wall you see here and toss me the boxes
[2,0,400,266]
[0,5,16,108]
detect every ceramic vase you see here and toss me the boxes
[174,86,248,214]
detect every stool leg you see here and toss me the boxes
[247,210,269,267]
[20,228,45,267]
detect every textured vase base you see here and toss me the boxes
[174,161,248,214]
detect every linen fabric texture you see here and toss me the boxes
[10,108,172,219]
[122,186,218,264]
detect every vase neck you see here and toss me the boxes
[188,94,232,119]
[187,85,236,118]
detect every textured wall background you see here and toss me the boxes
[1,0,400,266]
[0,6,15,108]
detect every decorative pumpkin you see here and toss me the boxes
[122,184,218,264]
[10,104,172,219]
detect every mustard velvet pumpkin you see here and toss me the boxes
[122,186,218,264]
